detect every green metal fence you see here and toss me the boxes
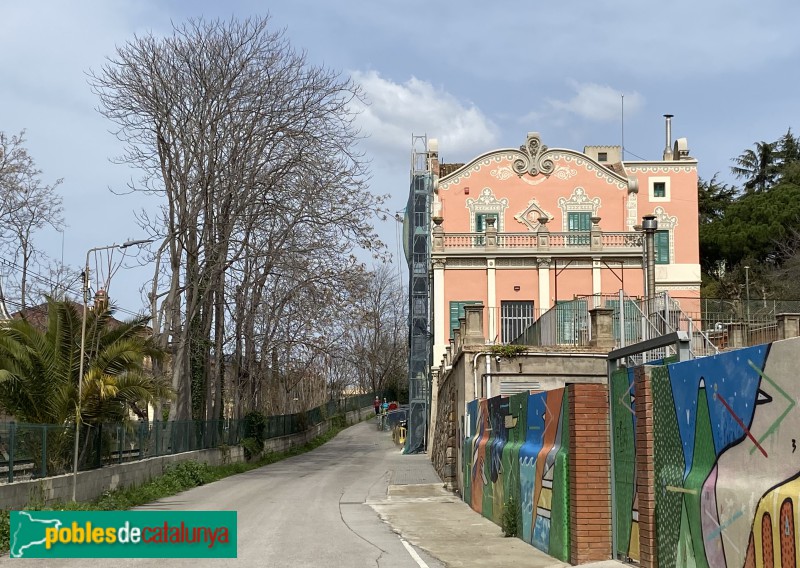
[0,393,375,483]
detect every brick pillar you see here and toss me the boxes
[634,365,657,568]
[569,382,612,564]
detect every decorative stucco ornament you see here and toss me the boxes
[512,132,556,177]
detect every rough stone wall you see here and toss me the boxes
[432,368,457,489]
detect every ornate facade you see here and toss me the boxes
[429,131,700,364]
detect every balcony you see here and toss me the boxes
[433,231,643,255]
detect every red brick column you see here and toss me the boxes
[634,366,657,568]
[568,382,612,564]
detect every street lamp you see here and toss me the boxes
[744,265,751,323]
[72,238,154,501]
[641,215,658,304]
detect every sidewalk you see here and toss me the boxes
[370,448,627,568]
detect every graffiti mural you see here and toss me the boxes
[462,389,569,561]
[612,366,639,563]
[646,337,800,568]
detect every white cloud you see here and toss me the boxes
[546,82,644,123]
[350,70,499,164]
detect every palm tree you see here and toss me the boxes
[731,141,779,193]
[0,299,171,426]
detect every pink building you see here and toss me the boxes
[429,125,700,364]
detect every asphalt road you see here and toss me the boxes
[9,420,444,568]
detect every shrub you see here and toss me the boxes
[296,411,308,432]
[241,437,263,461]
[164,461,212,487]
[243,411,267,445]
[490,344,527,358]
[502,495,520,537]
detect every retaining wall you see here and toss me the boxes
[463,389,571,562]
[612,336,800,567]
[0,405,371,510]
[431,369,457,489]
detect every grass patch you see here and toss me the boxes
[0,412,365,555]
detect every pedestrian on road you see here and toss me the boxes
[374,396,380,416]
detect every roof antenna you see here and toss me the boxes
[621,94,625,161]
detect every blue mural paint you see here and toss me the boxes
[667,344,768,478]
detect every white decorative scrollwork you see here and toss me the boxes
[490,167,514,181]
[553,166,578,180]
[466,188,509,232]
[557,187,601,230]
[512,132,556,177]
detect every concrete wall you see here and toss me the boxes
[0,446,246,510]
[0,405,372,510]
[612,337,800,567]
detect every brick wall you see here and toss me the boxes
[568,382,612,564]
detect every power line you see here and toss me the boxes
[625,149,649,161]
[0,257,143,317]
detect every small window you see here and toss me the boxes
[654,230,669,264]
[567,212,591,245]
[597,152,608,162]
[475,213,498,232]
[653,182,666,198]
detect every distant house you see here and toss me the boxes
[1,289,158,422]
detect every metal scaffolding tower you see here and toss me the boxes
[404,134,432,454]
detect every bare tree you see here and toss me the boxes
[90,17,385,422]
[0,130,64,309]
[340,264,407,399]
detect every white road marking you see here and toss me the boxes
[400,537,430,568]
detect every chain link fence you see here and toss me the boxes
[0,393,375,484]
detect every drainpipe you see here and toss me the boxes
[642,215,658,303]
[472,352,493,403]
[485,356,492,398]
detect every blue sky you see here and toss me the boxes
[2,0,799,313]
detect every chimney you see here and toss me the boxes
[663,114,674,160]
[94,287,108,313]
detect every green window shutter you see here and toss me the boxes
[653,182,666,198]
[449,301,480,339]
[567,212,591,231]
[475,213,498,232]
[655,230,669,264]
[567,212,591,245]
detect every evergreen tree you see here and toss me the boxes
[731,141,779,193]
